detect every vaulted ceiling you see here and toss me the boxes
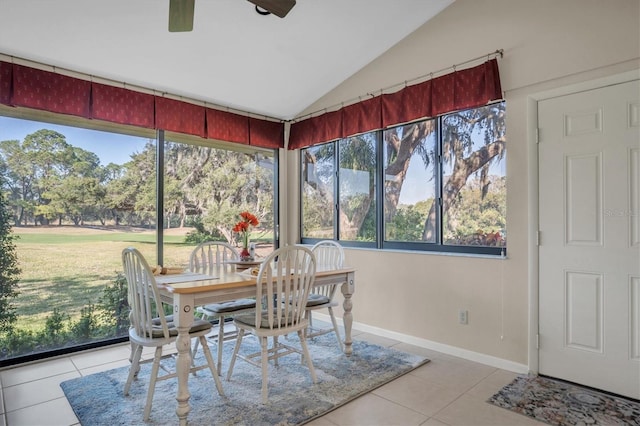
[0,0,454,120]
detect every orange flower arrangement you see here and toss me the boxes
[233,211,259,257]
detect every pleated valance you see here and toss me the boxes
[0,61,284,149]
[288,59,502,150]
[0,58,502,152]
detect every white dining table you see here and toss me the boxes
[154,264,356,426]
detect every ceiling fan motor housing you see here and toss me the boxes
[247,0,296,18]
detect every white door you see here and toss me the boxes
[538,79,640,399]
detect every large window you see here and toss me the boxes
[301,102,506,255]
[161,136,277,268]
[0,114,277,366]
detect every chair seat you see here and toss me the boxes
[202,299,256,314]
[306,293,332,307]
[234,312,301,329]
[150,317,212,338]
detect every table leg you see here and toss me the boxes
[341,272,355,356]
[173,294,195,426]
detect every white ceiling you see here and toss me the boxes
[0,0,454,120]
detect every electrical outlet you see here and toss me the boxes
[458,309,468,324]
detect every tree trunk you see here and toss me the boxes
[338,194,372,240]
[424,139,505,240]
[384,121,434,222]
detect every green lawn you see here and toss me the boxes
[12,226,195,332]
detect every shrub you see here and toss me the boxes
[0,180,21,335]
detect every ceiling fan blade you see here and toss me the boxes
[247,0,296,18]
[168,0,195,32]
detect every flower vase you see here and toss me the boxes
[240,246,251,261]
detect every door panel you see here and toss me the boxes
[566,153,602,245]
[538,79,640,399]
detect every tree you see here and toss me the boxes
[424,104,505,240]
[302,144,335,237]
[304,103,506,243]
[0,129,81,226]
[0,139,35,225]
[383,120,435,223]
[382,103,506,241]
[163,143,274,244]
[0,175,21,335]
[338,134,377,240]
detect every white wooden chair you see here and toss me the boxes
[226,245,318,403]
[190,241,256,374]
[121,247,224,422]
[305,240,345,351]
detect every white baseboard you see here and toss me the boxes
[313,312,529,375]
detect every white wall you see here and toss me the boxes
[285,0,640,370]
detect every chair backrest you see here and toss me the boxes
[255,245,316,331]
[310,240,344,299]
[311,240,345,271]
[122,247,171,340]
[189,241,239,272]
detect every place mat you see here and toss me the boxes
[154,272,217,285]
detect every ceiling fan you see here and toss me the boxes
[169,0,297,32]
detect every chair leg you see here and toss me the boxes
[191,338,199,376]
[198,335,225,396]
[261,336,269,404]
[327,307,344,352]
[124,344,143,395]
[217,315,225,375]
[226,328,244,381]
[129,341,142,377]
[273,335,279,366]
[128,340,137,364]
[298,330,317,384]
[144,346,163,421]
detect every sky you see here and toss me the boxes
[0,116,150,165]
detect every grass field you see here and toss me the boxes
[11,225,275,333]
[12,225,198,332]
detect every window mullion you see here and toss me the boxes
[334,140,340,241]
[436,119,443,246]
[156,129,165,266]
[376,130,384,249]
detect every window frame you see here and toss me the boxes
[299,103,506,257]
[0,108,280,367]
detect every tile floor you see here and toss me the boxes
[0,327,546,426]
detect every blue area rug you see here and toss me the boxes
[488,375,640,425]
[61,333,429,425]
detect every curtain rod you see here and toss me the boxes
[0,53,285,124]
[291,49,504,123]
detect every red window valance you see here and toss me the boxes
[91,82,155,129]
[0,61,284,149]
[382,79,432,128]
[206,108,249,145]
[341,96,382,139]
[249,117,284,149]
[288,109,342,150]
[155,97,206,138]
[290,59,502,149]
[0,61,11,106]
[12,64,91,118]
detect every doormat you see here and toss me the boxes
[61,333,429,425]
[488,374,640,425]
